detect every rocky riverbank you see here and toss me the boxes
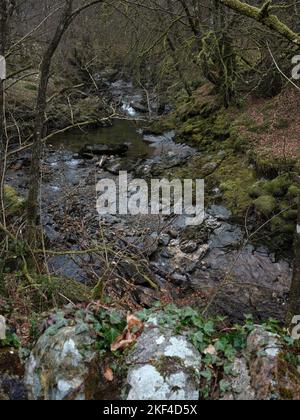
[1,77,299,400]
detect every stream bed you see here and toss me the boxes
[5,83,292,322]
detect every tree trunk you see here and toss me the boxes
[287,192,300,322]
[26,0,74,245]
[26,0,104,245]
[0,0,8,226]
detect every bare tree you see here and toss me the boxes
[0,0,16,228]
[26,0,104,244]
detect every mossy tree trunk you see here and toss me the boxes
[218,0,300,45]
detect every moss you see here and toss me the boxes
[4,186,25,215]
[264,175,291,197]
[271,216,295,234]
[253,195,276,216]
[249,181,267,198]
[176,83,221,122]
[250,152,295,179]
[288,185,300,199]
[153,356,184,378]
[278,354,300,400]
[32,274,92,307]
[282,209,298,222]
[146,117,176,135]
[248,121,270,134]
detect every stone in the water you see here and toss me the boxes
[124,319,201,400]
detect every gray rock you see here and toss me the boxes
[124,321,201,400]
[159,234,171,247]
[180,241,198,254]
[247,327,281,400]
[25,326,98,400]
[222,358,255,400]
[171,272,188,286]
[202,162,218,173]
[168,229,179,239]
[209,223,243,249]
[208,205,232,221]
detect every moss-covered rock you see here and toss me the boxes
[264,175,291,197]
[288,185,300,199]
[4,186,25,215]
[32,274,92,307]
[248,181,267,199]
[176,83,221,121]
[254,195,276,216]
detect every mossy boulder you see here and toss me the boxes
[249,181,267,199]
[176,83,221,122]
[264,175,291,197]
[254,195,276,216]
[287,185,300,199]
[32,275,92,307]
[4,186,25,215]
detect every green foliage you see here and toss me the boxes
[93,310,126,354]
[0,331,20,349]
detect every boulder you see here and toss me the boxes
[124,318,201,400]
[222,358,255,400]
[247,326,282,400]
[25,326,99,400]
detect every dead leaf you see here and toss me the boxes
[111,313,144,352]
[103,367,114,382]
[127,313,143,331]
[203,344,217,356]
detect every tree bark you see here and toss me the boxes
[0,0,8,226]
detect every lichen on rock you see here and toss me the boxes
[25,325,99,400]
[124,319,201,400]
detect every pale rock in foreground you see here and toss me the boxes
[25,326,99,400]
[124,318,201,400]
[222,326,282,400]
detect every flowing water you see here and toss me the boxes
[5,83,293,322]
